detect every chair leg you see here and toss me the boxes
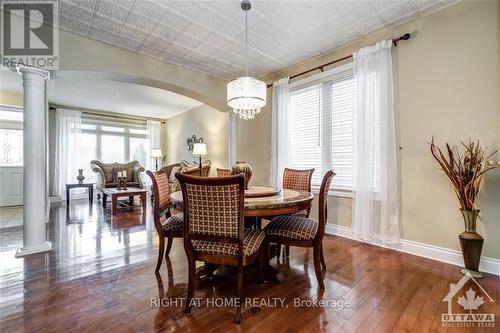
[165,237,173,257]
[235,264,244,324]
[276,243,281,262]
[320,244,326,271]
[263,241,270,267]
[256,217,262,229]
[185,257,196,314]
[257,248,265,284]
[313,245,325,290]
[155,237,165,272]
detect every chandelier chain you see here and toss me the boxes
[245,8,248,77]
[227,0,266,120]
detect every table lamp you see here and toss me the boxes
[151,148,162,171]
[192,143,207,176]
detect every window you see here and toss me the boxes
[0,107,23,166]
[289,66,355,195]
[0,129,23,166]
[77,115,150,183]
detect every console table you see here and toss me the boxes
[66,183,94,206]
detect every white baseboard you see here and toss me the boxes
[325,224,500,276]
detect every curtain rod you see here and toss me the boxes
[266,33,411,88]
[49,104,166,124]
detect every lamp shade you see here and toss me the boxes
[227,76,266,120]
[192,143,207,156]
[151,148,162,158]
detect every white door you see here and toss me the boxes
[0,166,23,206]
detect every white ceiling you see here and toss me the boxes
[0,69,202,118]
[47,0,459,80]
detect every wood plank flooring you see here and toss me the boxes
[0,198,498,332]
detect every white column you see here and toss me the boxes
[15,66,52,257]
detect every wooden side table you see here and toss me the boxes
[66,183,94,206]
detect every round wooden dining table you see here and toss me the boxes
[170,185,314,218]
[170,185,314,283]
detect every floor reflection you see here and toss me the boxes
[0,206,23,229]
[1,199,499,332]
[0,197,157,318]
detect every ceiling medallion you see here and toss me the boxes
[226,0,267,120]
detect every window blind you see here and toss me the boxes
[289,84,323,187]
[329,77,355,191]
[289,72,355,193]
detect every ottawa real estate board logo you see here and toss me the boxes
[442,274,495,328]
[1,0,59,70]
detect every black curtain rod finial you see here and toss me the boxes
[393,32,411,46]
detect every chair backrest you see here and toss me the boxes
[216,168,232,177]
[176,172,245,249]
[147,170,171,233]
[283,168,315,191]
[317,170,335,241]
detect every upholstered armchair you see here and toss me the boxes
[90,160,145,192]
[161,160,211,193]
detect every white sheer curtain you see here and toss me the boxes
[270,77,290,188]
[352,40,401,244]
[147,120,161,171]
[53,108,82,198]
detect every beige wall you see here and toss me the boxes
[0,91,22,107]
[165,105,228,175]
[238,1,500,259]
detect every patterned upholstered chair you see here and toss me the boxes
[176,172,265,323]
[283,168,315,217]
[264,170,335,289]
[278,168,315,258]
[216,168,231,177]
[147,170,184,272]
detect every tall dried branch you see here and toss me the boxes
[430,137,499,211]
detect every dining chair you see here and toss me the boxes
[176,172,265,323]
[216,168,232,177]
[147,170,184,272]
[264,170,335,290]
[278,167,315,259]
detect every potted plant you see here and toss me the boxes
[430,137,499,278]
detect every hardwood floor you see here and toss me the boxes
[0,198,498,332]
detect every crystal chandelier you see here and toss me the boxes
[227,0,266,120]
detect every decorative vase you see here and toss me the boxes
[458,209,484,278]
[231,161,252,190]
[76,169,85,184]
